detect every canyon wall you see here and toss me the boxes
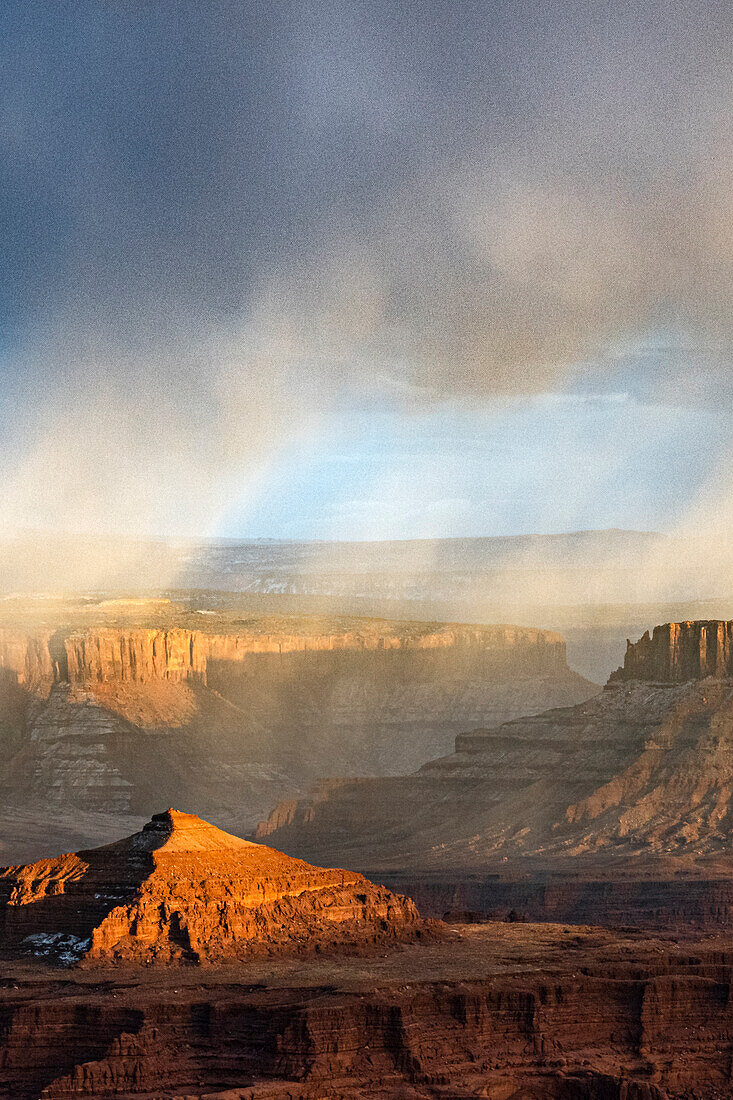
[377,871,733,929]
[612,620,733,683]
[259,625,733,914]
[258,678,696,867]
[0,629,56,692]
[0,618,596,859]
[1,929,732,1098]
[0,623,570,691]
[62,623,569,685]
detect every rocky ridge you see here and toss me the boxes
[0,809,429,964]
[259,621,733,927]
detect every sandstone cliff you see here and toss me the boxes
[63,623,569,684]
[0,616,596,858]
[0,628,57,691]
[0,924,730,1098]
[0,809,430,964]
[259,621,733,927]
[611,619,733,682]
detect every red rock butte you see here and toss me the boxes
[0,809,429,964]
[611,619,733,682]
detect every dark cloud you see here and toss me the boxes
[1,1,732,541]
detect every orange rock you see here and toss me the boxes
[0,809,432,964]
[61,624,569,685]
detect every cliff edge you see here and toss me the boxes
[611,620,733,683]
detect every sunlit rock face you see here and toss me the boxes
[611,619,733,682]
[0,808,431,964]
[2,621,577,691]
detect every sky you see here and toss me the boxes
[2,1,733,543]
[220,384,723,541]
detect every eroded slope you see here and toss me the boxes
[259,622,733,924]
[0,809,429,964]
[0,613,596,858]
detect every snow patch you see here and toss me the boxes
[22,932,91,965]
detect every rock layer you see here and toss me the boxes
[379,871,733,929]
[259,622,733,928]
[0,809,429,964]
[611,620,733,683]
[0,617,596,855]
[0,925,731,1098]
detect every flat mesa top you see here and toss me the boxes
[0,923,722,993]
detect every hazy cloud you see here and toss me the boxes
[1,0,733,551]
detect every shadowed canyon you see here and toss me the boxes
[261,620,733,931]
[0,600,595,862]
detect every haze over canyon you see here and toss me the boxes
[4,1,733,1096]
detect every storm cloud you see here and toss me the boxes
[2,1,732,543]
